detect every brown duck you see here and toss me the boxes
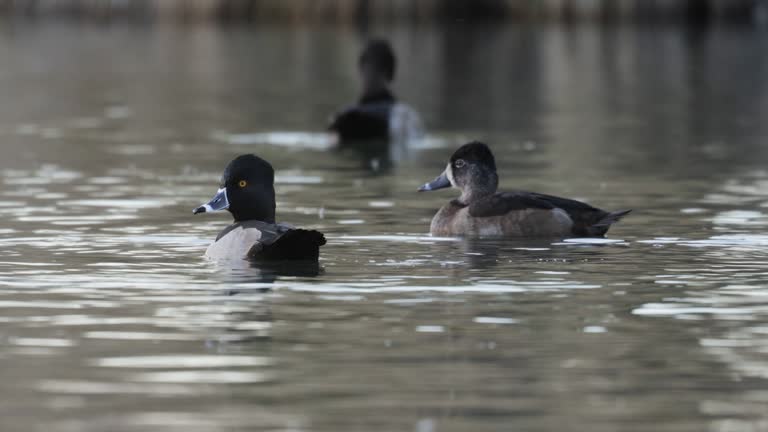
[418,142,631,238]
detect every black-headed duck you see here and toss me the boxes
[418,142,631,238]
[329,38,423,143]
[194,154,326,261]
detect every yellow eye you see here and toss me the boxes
[238,180,247,188]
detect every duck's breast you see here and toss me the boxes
[429,203,465,237]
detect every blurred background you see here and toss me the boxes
[3,2,768,432]
[0,0,765,24]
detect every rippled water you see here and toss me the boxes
[2,21,768,432]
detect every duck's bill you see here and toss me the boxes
[193,187,229,214]
[418,172,451,192]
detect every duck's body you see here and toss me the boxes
[429,192,630,238]
[331,89,394,141]
[420,142,630,238]
[206,221,325,261]
[332,101,424,144]
[194,155,326,262]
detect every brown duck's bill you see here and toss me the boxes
[418,172,451,192]
[193,187,229,214]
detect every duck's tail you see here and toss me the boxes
[588,209,632,236]
[249,229,326,261]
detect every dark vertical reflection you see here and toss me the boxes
[685,0,713,25]
[436,22,543,135]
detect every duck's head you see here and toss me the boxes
[418,141,499,203]
[193,154,276,223]
[359,38,396,96]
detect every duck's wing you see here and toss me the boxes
[470,192,630,237]
[468,191,559,217]
[247,223,326,261]
[526,192,632,235]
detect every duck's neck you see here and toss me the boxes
[458,189,492,205]
[457,173,498,205]
[233,209,275,224]
[360,85,395,105]
[360,69,395,104]
[232,188,276,224]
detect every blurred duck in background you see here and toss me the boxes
[329,38,424,148]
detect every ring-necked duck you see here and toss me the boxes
[418,142,631,238]
[193,154,326,261]
[329,38,423,143]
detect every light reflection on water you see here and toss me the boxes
[1,21,768,432]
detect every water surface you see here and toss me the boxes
[2,21,768,432]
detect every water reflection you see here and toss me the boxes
[626,170,768,429]
[215,259,324,285]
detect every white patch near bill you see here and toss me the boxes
[446,163,456,188]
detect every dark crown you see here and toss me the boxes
[450,141,496,171]
[223,154,274,185]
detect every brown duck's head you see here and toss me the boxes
[418,141,499,203]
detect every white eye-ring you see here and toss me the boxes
[454,159,466,169]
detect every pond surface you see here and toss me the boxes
[2,20,768,432]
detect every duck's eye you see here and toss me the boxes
[238,180,247,188]
[454,159,466,169]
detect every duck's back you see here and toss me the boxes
[330,101,393,141]
[206,221,326,261]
